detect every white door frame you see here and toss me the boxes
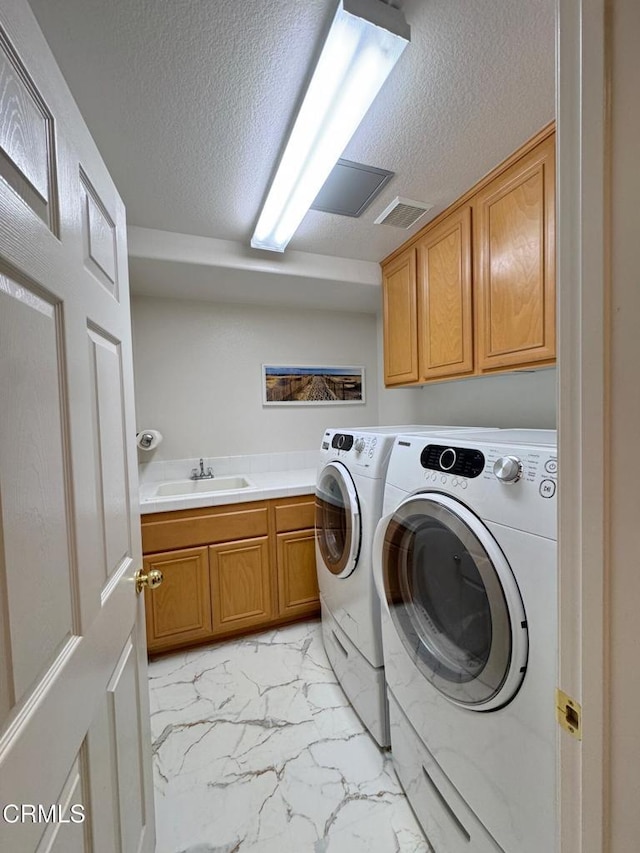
[558,0,640,849]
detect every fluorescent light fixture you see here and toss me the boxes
[251,0,410,253]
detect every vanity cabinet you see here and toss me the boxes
[141,495,319,654]
[381,124,555,387]
[274,498,318,620]
[209,536,273,633]
[143,546,212,650]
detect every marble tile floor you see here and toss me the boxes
[148,619,433,853]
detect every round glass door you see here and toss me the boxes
[381,493,528,709]
[315,462,361,578]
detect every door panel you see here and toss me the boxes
[34,755,90,853]
[0,4,154,851]
[108,638,147,853]
[79,170,118,299]
[0,29,57,230]
[0,270,76,706]
[87,326,131,583]
[84,698,119,853]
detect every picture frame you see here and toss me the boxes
[262,364,365,406]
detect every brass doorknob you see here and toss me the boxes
[135,568,164,594]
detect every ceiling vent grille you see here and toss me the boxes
[374,196,433,228]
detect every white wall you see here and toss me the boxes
[131,295,556,463]
[415,367,557,428]
[131,296,384,460]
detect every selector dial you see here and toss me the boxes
[493,456,522,484]
[354,438,365,453]
[439,448,457,471]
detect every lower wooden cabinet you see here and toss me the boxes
[210,536,273,633]
[143,547,212,652]
[276,529,318,619]
[142,495,319,654]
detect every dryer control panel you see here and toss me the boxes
[320,430,390,476]
[420,444,485,478]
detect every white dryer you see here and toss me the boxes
[373,429,558,853]
[315,425,490,747]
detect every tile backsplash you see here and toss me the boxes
[138,449,320,485]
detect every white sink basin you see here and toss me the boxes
[154,476,254,497]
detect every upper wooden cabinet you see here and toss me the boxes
[382,248,419,385]
[474,134,555,371]
[417,206,473,380]
[381,125,555,387]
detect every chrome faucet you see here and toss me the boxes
[190,458,214,480]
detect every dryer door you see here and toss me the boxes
[315,462,361,578]
[379,493,528,710]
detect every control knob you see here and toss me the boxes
[493,456,522,484]
[354,438,365,453]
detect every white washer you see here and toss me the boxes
[315,425,491,747]
[373,429,558,853]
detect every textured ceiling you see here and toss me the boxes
[28,0,555,267]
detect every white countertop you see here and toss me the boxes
[139,467,317,514]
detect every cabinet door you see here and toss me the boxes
[209,537,273,634]
[144,547,212,652]
[474,134,556,370]
[382,248,419,385]
[276,529,320,619]
[417,206,473,380]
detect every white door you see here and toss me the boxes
[0,3,155,851]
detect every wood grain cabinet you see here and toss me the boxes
[382,248,419,385]
[274,497,318,620]
[474,133,555,371]
[381,125,556,387]
[209,536,272,633]
[142,495,319,654]
[143,547,212,653]
[417,205,473,381]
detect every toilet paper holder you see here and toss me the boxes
[136,429,163,451]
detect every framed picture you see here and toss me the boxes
[262,364,365,406]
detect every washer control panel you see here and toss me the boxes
[322,431,381,467]
[482,447,558,499]
[420,444,485,478]
[331,433,354,451]
[416,444,558,501]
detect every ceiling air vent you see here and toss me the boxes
[310,159,394,218]
[374,196,433,228]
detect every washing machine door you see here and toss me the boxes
[315,462,361,578]
[379,492,528,710]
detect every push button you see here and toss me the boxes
[544,459,558,474]
[540,479,556,498]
